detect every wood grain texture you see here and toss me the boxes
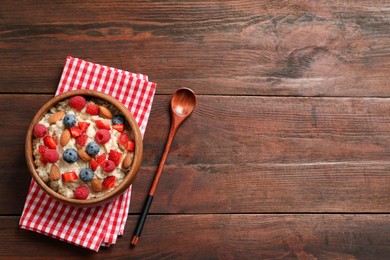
[0,0,389,95]
[131,163,390,214]
[1,214,390,259]
[145,95,390,165]
[1,1,390,256]
[3,95,390,214]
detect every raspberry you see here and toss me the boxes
[108,149,122,166]
[102,176,116,189]
[38,145,47,155]
[44,149,59,163]
[69,96,86,111]
[76,134,88,146]
[95,129,111,144]
[74,186,89,200]
[102,160,116,172]
[33,124,48,138]
[86,104,99,115]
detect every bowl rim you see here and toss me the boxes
[25,89,143,207]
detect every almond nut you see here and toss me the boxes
[122,153,133,169]
[49,164,60,181]
[60,129,71,147]
[49,111,65,125]
[99,106,113,119]
[91,179,103,192]
[78,149,91,161]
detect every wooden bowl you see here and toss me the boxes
[25,90,143,207]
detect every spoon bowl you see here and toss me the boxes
[171,88,196,117]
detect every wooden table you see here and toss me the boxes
[1,1,390,258]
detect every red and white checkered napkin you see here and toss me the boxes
[19,56,157,251]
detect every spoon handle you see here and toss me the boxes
[130,194,153,246]
[131,123,178,246]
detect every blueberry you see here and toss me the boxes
[112,114,125,125]
[63,114,77,127]
[79,168,94,182]
[86,141,100,156]
[63,148,78,163]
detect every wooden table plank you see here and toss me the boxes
[1,214,390,259]
[7,94,387,167]
[3,94,390,214]
[131,163,390,213]
[0,1,389,95]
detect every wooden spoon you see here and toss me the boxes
[131,87,196,246]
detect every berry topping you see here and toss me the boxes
[95,120,111,130]
[86,141,100,156]
[40,157,48,165]
[33,124,48,138]
[63,114,77,128]
[102,160,116,172]
[108,149,122,166]
[33,95,133,200]
[90,159,99,171]
[126,140,135,152]
[79,168,94,182]
[63,148,78,163]
[118,132,130,145]
[74,186,89,199]
[86,104,99,115]
[44,149,59,163]
[96,153,106,165]
[112,115,125,125]
[69,126,83,138]
[43,136,57,149]
[76,134,88,146]
[62,171,78,182]
[102,176,116,189]
[78,122,90,133]
[95,129,111,144]
[38,145,47,155]
[112,124,124,132]
[69,96,86,111]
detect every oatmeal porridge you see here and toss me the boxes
[32,95,135,200]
